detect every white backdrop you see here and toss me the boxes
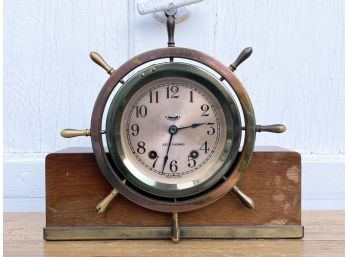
[4,0,344,211]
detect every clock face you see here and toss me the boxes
[122,77,227,183]
[106,63,241,198]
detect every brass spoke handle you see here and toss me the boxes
[171,212,180,242]
[229,47,253,72]
[96,188,119,214]
[221,47,252,81]
[60,129,90,138]
[90,51,114,75]
[232,186,255,209]
[256,124,286,133]
[166,14,175,47]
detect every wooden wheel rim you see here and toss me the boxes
[90,47,256,213]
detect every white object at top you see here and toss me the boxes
[137,0,204,15]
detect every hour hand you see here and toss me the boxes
[177,123,206,131]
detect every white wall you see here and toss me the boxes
[4,0,344,211]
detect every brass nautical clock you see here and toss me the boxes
[60,5,286,241]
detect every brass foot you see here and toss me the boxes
[171,212,180,242]
[232,186,255,209]
[96,188,118,214]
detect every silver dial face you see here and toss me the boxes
[120,77,228,190]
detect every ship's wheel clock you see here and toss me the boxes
[60,5,286,242]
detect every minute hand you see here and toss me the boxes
[161,133,174,173]
[177,123,206,131]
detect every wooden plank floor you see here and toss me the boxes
[4,211,344,257]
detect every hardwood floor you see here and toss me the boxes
[4,211,344,257]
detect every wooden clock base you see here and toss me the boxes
[44,146,303,240]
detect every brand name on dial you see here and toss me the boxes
[162,142,185,146]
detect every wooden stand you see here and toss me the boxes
[44,146,303,240]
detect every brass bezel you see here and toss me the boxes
[105,62,242,198]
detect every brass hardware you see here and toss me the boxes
[60,129,90,138]
[256,124,287,133]
[90,52,115,75]
[43,225,304,240]
[166,13,175,47]
[232,186,255,209]
[171,212,180,242]
[96,188,118,214]
[220,47,253,80]
[229,47,253,72]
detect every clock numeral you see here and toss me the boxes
[137,141,146,154]
[152,156,159,168]
[169,160,178,172]
[166,85,179,99]
[187,156,196,168]
[199,141,209,154]
[207,123,215,135]
[131,124,139,136]
[149,90,159,103]
[201,104,210,117]
[189,90,193,103]
[135,105,147,118]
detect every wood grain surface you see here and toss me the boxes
[45,147,301,227]
[4,211,344,257]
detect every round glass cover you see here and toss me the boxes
[106,62,241,198]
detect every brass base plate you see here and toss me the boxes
[44,225,304,240]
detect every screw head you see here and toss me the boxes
[190,150,199,159]
[148,151,158,159]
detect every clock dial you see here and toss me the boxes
[120,77,227,187]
